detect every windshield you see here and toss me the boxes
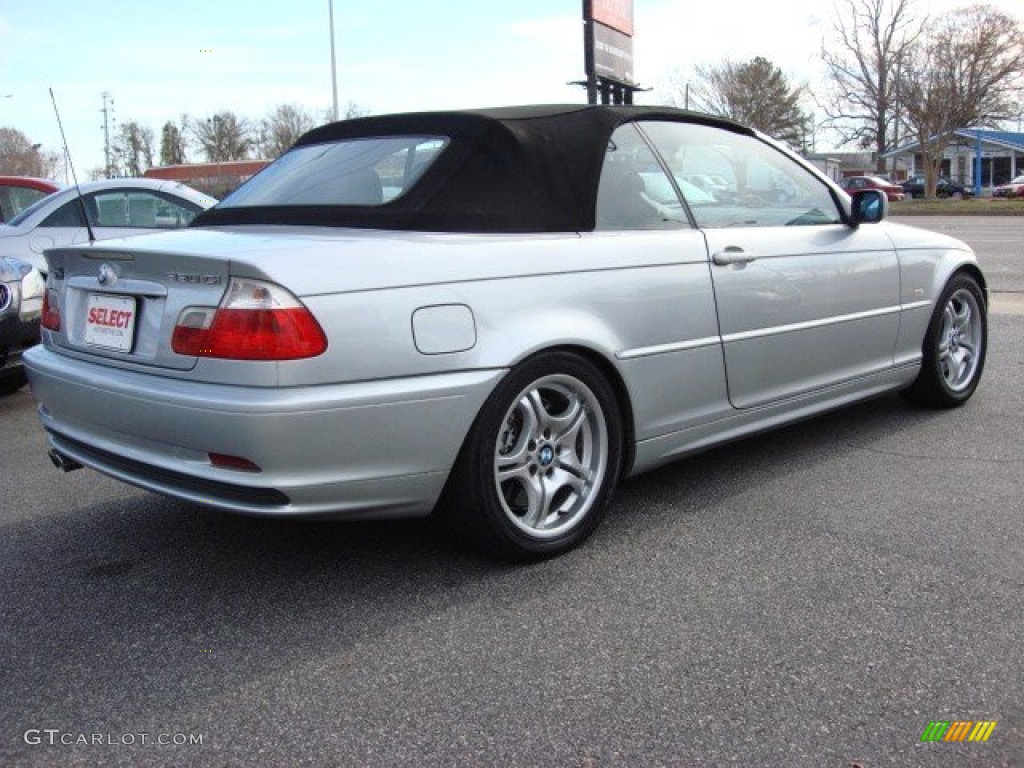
[219,136,449,208]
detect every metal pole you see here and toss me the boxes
[974,129,982,197]
[583,1,597,105]
[328,0,339,121]
[101,92,114,178]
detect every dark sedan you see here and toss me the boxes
[901,175,973,199]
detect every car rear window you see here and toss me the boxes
[218,136,448,208]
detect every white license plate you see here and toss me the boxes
[84,293,137,352]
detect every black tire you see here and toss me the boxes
[0,371,27,396]
[901,273,987,408]
[441,351,623,560]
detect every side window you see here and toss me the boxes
[120,191,202,228]
[639,121,843,229]
[93,192,131,226]
[40,199,86,228]
[41,190,203,230]
[375,138,447,202]
[595,123,687,231]
[0,187,11,222]
[0,186,49,222]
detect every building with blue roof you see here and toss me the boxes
[882,129,1024,193]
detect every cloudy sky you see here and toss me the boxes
[1,0,1020,178]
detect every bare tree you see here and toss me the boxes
[900,5,1024,196]
[0,127,61,177]
[261,104,316,158]
[112,121,155,177]
[684,57,808,146]
[159,120,188,166]
[189,112,253,162]
[820,0,924,172]
[342,100,369,120]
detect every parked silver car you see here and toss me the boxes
[1,256,44,394]
[25,106,987,559]
[0,178,216,274]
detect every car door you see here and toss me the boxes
[589,122,731,441]
[639,121,901,409]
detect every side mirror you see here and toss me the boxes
[849,189,887,225]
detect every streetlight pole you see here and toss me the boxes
[100,91,115,178]
[328,0,339,121]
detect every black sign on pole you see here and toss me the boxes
[592,23,633,84]
[581,0,640,105]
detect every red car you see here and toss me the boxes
[0,176,61,223]
[992,175,1024,198]
[838,175,905,202]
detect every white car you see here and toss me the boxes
[1,256,45,394]
[0,178,216,274]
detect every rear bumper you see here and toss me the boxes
[25,345,505,518]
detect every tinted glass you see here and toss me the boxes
[595,123,688,230]
[219,136,448,208]
[40,190,202,229]
[90,191,202,228]
[8,190,63,226]
[638,121,843,228]
[40,198,85,227]
[0,185,49,222]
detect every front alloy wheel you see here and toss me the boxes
[902,273,987,407]
[936,286,983,393]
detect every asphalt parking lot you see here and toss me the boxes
[2,216,1021,767]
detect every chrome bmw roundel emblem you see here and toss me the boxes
[98,263,117,286]
[538,444,555,467]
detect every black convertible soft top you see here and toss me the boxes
[192,105,753,233]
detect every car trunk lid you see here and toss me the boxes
[45,240,230,371]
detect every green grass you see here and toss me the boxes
[889,198,1024,216]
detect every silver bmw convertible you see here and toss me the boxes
[25,105,987,559]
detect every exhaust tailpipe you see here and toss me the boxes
[48,449,83,473]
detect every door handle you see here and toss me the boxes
[713,247,757,266]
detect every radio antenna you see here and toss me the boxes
[49,88,96,243]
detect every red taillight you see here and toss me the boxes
[41,289,61,331]
[172,278,327,360]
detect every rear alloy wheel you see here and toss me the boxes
[902,273,987,408]
[445,351,623,560]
